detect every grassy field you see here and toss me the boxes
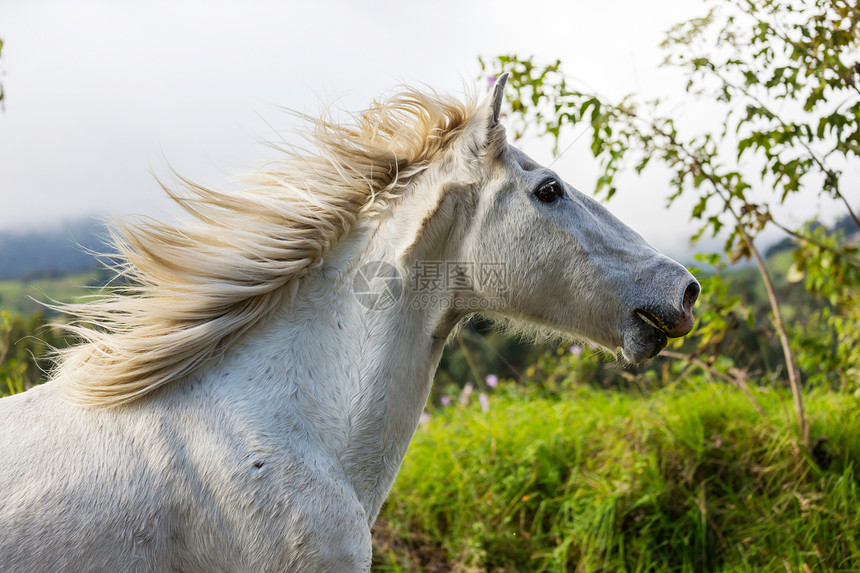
[372,381,860,572]
[0,270,101,316]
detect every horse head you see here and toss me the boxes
[391,74,699,361]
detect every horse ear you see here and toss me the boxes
[460,72,509,154]
[490,72,509,126]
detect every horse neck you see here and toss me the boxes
[335,279,452,522]
[228,210,464,524]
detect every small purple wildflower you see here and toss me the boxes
[487,75,497,89]
[479,393,489,413]
[485,374,499,388]
[419,412,431,426]
[441,396,451,407]
[459,382,474,405]
[569,345,582,358]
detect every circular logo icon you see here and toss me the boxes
[352,261,403,310]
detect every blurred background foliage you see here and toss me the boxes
[479,0,860,449]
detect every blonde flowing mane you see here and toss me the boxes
[55,89,476,407]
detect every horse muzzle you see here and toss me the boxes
[634,278,700,338]
[621,263,700,362]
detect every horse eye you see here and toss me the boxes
[534,180,564,204]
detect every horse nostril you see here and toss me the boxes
[682,280,700,314]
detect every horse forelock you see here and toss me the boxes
[54,88,478,407]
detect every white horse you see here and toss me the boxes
[0,75,698,572]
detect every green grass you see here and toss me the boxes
[0,270,101,315]
[373,382,860,572]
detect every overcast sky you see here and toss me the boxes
[2,0,852,259]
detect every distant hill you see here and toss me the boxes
[0,218,107,280]
[765,210,860,258]
[2,209,856,282]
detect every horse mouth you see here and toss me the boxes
[621,311,670,363]
[634,309,665,331]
